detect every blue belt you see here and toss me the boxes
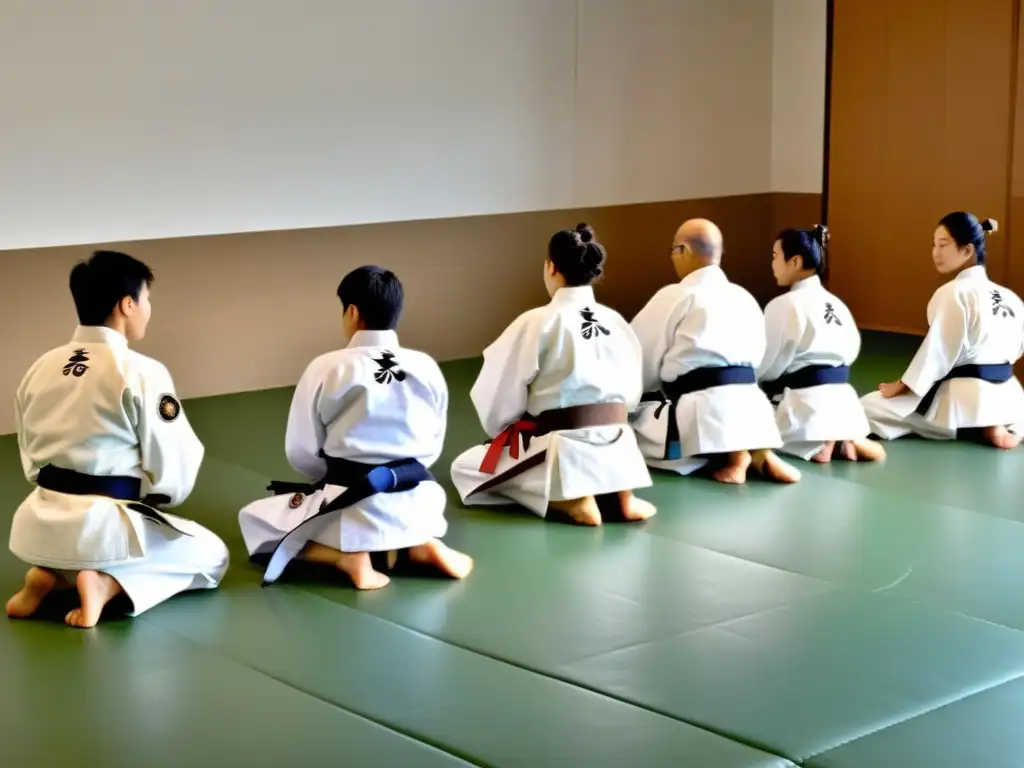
[641,365,757,460]
[35,464,186,535]
[915,363,1013,416]
[761,364,850,399]
[261,454,434,585]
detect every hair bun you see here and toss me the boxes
[813,223,829,244]
[575,223,595,244]
[582,242,603,268]
[982,218,999,234]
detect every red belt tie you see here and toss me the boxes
[478,419,538,474]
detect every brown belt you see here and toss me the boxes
[469,402,627,496]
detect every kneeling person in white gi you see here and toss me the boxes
[862,212,1024,448]
[757,225,885,463]
[6,251,228,629]
[238,266,472,590]
[449,223,655,526]
[630,219,801,484]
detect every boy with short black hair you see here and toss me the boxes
[6,250,229,628]
[239,265,472,589]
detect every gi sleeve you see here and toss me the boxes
[285,356,331,480]
[757,297,803,382]
[133,362,204,507]
[470,311,542,438]
[630,285,684,392]
[901,290,968,397]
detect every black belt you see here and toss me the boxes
[640,365,757,460]
[35,465,187,535]
[761,364,851,399]
[261,452,434,586]
[915,363,1013,416]
[265,455,391,497]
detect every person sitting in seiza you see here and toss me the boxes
[756,225,886,463]
[238,266,472,590]
[629,218,801,484]
[861,212,1024,448]
[6,251,228,629]
[449,223,656,526]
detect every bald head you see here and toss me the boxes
[674,218,723,264]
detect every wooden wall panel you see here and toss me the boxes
[827,0,1016,334]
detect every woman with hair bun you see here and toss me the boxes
[757,225,886,462]
[861,212,1024,448]
[450,223,656,526]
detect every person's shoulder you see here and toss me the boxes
[122,348,175,384]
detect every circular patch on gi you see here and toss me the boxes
[288,493,305,509]
[158,394,181,422]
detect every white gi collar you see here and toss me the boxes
[551,285,596,305]
[679,264,727,287]
[72,325,128,348]
[790,274,822,292]
[956,265,987,281]
[347,330,399,349]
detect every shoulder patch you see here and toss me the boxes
[823,302,842,325]
[158,393,181,422]
[288,492,305,509]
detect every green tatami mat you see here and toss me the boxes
[0,616,471,768]
[4,331,1024,766]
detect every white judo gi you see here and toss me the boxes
[630,264,782,474]
[861,265,1024,439]
[8,325,228,616]
[449,286,652,517]
[238,330,449,563]
[757,275,871,460]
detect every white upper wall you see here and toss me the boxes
[771,0,828,193]
[0,0,813,252]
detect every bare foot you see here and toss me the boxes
[811,441,836,463]
[548,496,602,526]
[65,571,123,628]
[619,491,657,522]
[750,450,801,483]
[850,437,887,461]
[711,451,751,484]
[983,426,1022,450]
[337,551,391,590]
[408,540,475,579]
[6,568,60,619]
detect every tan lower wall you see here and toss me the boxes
[0,192,819,435]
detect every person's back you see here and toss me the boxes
[6,250,227,629]
[760,278,860,377]
[631,218,799,484]
[239,266,471,591]
[289,338,446,474]
[472,289,640,436]
[453,223,655,526]
[756,227,882,464]
[651,264,767,384]
[863,213,1024,448]
[923,267,1024,369]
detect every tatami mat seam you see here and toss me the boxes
[292,584,801,767]
[799,669,1024,764]
[136,612,490,768]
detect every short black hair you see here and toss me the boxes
[938,211,997,266]
[548,223,606,287]
[69,250,154,326]
[776,224,828,275]
[336,265,404,330]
